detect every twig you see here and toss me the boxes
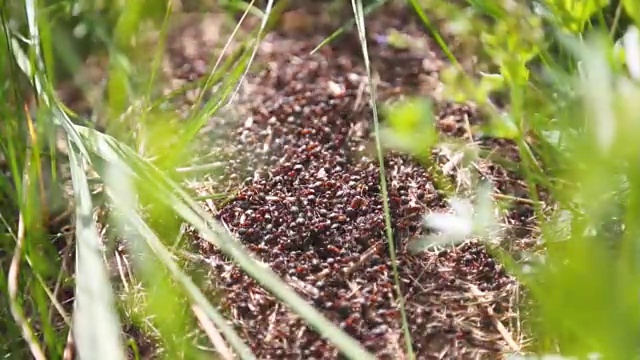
[192,304,235,360]
[352,78,367,111]
[49,228,75,326]
[114,250,130,293]
[512,283,522,349]
[264,304,279,343]
[492,192,542,206]
[344,242,380,276]
[466,158,543,206]
[468,284,521,354]
[312,268,332,281]
[462,112,474,141]
[175,162,227,174]
[8,155,47,360]
[50,206,75,229]
[63,325,75,360]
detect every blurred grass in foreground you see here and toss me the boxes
[380,0,640,358]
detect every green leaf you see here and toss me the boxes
[113,0,145,49]
[622,0,640,27]
[380,98,438,158]
[481,112,520,140]
[465,0,507,19]
[542,0,610,33]
[386,28,411,50]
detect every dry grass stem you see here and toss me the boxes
[192,304,236,360]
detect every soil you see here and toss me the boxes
[161,3,534,360]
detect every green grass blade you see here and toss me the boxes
[407,0,460,68]
[153,0,288,171]
[68,140,126,360]
[191,0,256,112]
[6,152,47,360]
[8,28,89,160]
[350,0,415,358]
[144,1,173,99]
[311,0,387,55]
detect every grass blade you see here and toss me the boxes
[9,6,89,160]
[7,152,46,360]
[177,0,288,155]
[310,0,387,55]
[407,0,460,68]
[68,142,126,360]
[350,0,415,358]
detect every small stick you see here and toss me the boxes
[192,304,235,360]
[264,305,279,343]
[344,242,380,276]
[492,192,542,206]
[63,326,75,360]
[353,79,367,111]
[468,284,521,353]
[8,155,47,360]
[114,251,130,292]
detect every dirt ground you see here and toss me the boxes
[148,2,538,359]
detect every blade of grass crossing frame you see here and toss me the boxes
[350,0,416,358]
[68,143,126,360]
[311,0,387,55]
[191,0,258,112]
[407,0,460,68]
[12,1,89,159]
[144,1,173,98]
